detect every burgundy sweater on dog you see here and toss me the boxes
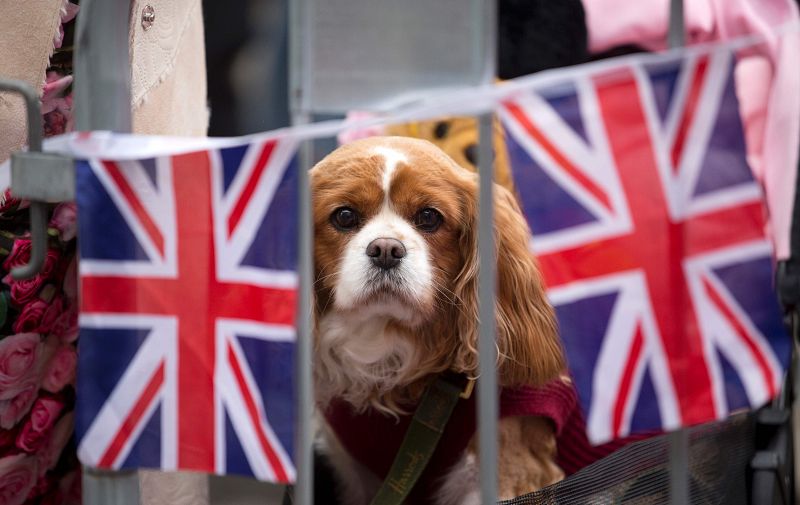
[325,379,644,503]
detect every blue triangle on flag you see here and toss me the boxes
[139,158,158,188]
[692,65,754,197]
[76,327,152,442]
[505,131,597,235]
[716,349,750,412]
[234,335,296,462]
[220,144,250,194]
[225,409,255,478]
[75,161,149,261]
[122,403,162,469]
[543,85,588,144]
[712,258,791,370]
[240,155,299,272]
[645,59,682,124]
[629,366,662,433]
[555,291,619,414]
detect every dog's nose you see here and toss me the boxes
[366,238,406,270]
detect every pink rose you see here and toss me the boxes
[0,334,41,400]
[15,396,64,453]
[37,411,75,475]
[39,250,61,282]
[49,203,77,243]
[2,241,30,273]
[50,309,78,344]
[0,382,37,430]
[0,453,37,505]
[42,346,76,394]
[36,413,73,475]
[12,300,49,335]
[4,276,45,307]
[39,296,64,336]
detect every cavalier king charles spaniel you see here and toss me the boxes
[311,136,566,504]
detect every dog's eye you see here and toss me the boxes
[331,207,360,231]
[414,208,443,232]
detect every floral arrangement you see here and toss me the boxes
[0,196,80,505]
[0,1,82,503]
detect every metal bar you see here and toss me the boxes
[668,430,690,504]
[477,113,497,505]
[83,468,140,505]
[13,202,47,280]
[294,115,315,505]
[476,1,497,503]
[0,79,47,280]
[288,0,312,118]
[74,1,137,504]
[74,0,132,132]
[668,0,685,49]
[667,3,690,505]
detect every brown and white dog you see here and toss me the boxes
[311,136,566,504]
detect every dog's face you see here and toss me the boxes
[311,136,563,411]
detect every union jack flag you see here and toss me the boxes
[74,138,299,482]
[501,49,791,444]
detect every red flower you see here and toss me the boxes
[42,345,76,394]
[12,300,49,335]
[50,309,78,344]
[0,453,37,505]
[4,276,45,307]
[15,396,64,453]
[39,250,61,282]
[1,241,30,273]
[49,203,77,243]
[0,382,37,431]
[0,334,42,400]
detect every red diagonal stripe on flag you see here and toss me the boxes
[102,161,166,256]
[99,361,165,467]
[227,342,289,482]
[702,276,777,396]
[227,141,277,238]
[613,324,645,438]
[670,56,709,172]
[505,101,613,213]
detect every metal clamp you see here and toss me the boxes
[0,79,72,280]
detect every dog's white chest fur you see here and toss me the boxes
[315,310,419,409]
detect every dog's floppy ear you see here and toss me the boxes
[454,178,564,387]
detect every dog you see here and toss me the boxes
[311,136,566,504]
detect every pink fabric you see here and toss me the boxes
[584,0,800,260]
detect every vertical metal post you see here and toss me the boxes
[293,116,315,505]
[667,0,685,49]
[476,1,497,503]
[74,1,139,504]
[477,114,497,505]
[667,2,690,505]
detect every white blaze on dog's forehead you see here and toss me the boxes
[373,146,408,195]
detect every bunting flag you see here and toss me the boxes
[502,49,790,444]
[74,138,299,482]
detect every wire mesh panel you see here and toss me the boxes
[291,0,492,114]
[500,414,754,505]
